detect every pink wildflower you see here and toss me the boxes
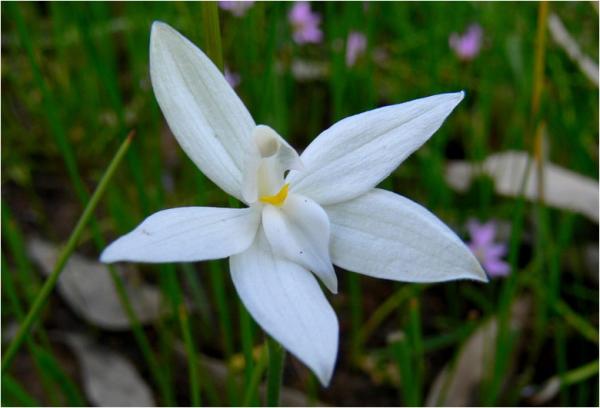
[449,24,483,61]
[467,219,510,278]
[218,1,254,17]
[289,2,323,44]
[346,31,367,67]
[224,67,241,88]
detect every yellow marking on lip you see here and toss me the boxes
[259,184,289,206]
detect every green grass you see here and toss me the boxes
[1,1,598,406]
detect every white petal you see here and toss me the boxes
[324,189,487,282]
[150,22,255,200]
[101,207,260,263]
[230,230,338,386]
[262,194,337,293]
[287,92,464,205]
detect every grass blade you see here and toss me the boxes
[1,132,134,374]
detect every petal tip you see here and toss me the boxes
[99,247,115,264]
[317,367,334,387]
[470,262,489,283]
[452,90,465,104]
[151,20,170,35]
[326,278,338,294]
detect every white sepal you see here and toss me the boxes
[150,21,255,200]
[100,207,260,263]
[230,230,338,386]
[325,189,487,282]
[288,92,464,205]
[262,194,337,293]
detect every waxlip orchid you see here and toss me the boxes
[101,21,487,386]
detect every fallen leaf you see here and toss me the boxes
[426,297,531,406]
[548,13,599,87]
[27,238,163,330]
[446,151,599,223]
[291,59,329,81]
[64,333,155,407]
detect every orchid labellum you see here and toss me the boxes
[101,22,487,386]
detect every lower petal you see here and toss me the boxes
[100,207,260,263]
[325,189,488,283]
[262,193,337,293]
[230,230,338,386]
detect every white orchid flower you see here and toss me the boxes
[101,21,487,386]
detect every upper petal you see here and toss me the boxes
[150,22,256,200]
[324,189,487,282]
[262,193,337,293]
[287,92,464,205]
[230,230,338,386]
[100,207,260,263]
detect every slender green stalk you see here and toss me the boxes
[266,337,285,407]
[7,3,88,206]
[157,265,201,406]
[242,346,268,406]
[348,272,364,363]
[208,262,239,405]
[390,331,416,405]
[1,132,134,374]
[554,299,598,344]
[201,1,224,70]
[1,205,41,301]
[1,375,41,407]
[1,257,62,405]
[240,300,257,404]
[179,304,201,406]
[407,296,424,406]
[7,7,170,400]
[561,360,599,386]
[106,265,175,405]
[356,285,422,350]
[209,262,235,357]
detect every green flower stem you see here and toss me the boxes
[240,302,257,405]
[1,132,134,374]
[266,336,285,407]
[242,345,268,406]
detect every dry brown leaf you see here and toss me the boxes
[548,13,599,87]
[27,238,163,330]
[64,333,155,407]
[426,297,531,406]
[446,151,599,223]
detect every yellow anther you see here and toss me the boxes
[259,184,289,206]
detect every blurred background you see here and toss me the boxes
[1,1,598,406]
